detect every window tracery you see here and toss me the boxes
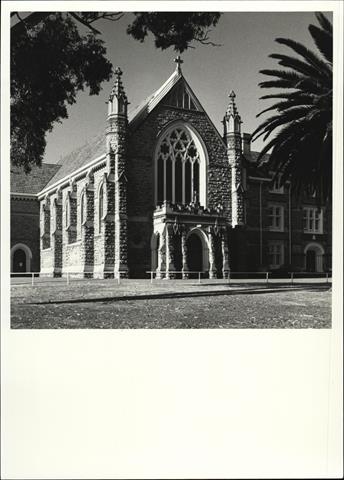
[156,127,203,205]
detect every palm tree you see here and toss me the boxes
[252,12,332,201]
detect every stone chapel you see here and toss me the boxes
[11,58,332,277]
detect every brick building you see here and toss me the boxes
[11,163,60,273]
[11,60,332,277]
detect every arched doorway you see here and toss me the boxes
[187,233,203,273]
[11,243,32,273]
[306,250,316,272]
[13,249,27,273]
[304,243,324,272]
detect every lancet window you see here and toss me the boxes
[156,126,205,206]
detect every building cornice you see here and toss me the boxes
[11,192,38,200]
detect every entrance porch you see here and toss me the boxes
[151,202,230,279]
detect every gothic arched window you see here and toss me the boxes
[80,190,86,226]
[155,125,206,206]
[65,196,70,229]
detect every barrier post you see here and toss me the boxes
[151,271,153,284]
[266,272,269,284]
[31,273,34,286]
[198,272,201,284]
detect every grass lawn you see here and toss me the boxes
[10,279,331,329]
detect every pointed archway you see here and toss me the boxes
[304,242,325,272]
[186,233,203,273]
[185,228,209,277]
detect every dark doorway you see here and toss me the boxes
[306,250,316,272]
[187,233,203,276]
[13,248,27,273]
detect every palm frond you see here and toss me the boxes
[269,53,331,79]
[253,13,332,200]
[252,106,312,142]
[258,79,298,89]
[315,12,332,34]
[308,24,332,63]
[275,37,330,73]
[259,69,304,83]
[256,99,312,118]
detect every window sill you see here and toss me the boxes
[66,240,81,246]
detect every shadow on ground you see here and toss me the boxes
[28,283,331,306]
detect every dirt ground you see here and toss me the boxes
[10,279,332,329]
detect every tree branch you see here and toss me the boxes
[69,12,101,34]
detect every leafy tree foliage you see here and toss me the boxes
[127,12,221,52]
[10,12,221,172]
[252,13,332,201]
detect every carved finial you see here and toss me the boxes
[227,90,238,115]
[225,89,241,133]
[174,55,184,73]
[109,66,127,101]
[114,67,123,77]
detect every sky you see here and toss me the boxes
[42,10,331,164]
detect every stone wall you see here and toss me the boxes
[126,104,231,276]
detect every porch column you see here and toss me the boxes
[156,226,166,279]
[221,228,230,279]
[165,223,176,279]
[208,230,217,279]
[181,227,189,279]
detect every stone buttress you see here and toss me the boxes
[223,91,245,228]
[105,67,129,278]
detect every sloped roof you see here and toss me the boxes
[244,151,271,178]
[39,67,269,193]
[44,132,105,189]
[11,163,61,195]
[43,68,184,191]
[128,68,182,129]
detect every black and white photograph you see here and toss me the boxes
[1,1,343,479]
[8,7,335,329]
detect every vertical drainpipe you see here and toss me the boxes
[289,185,292,264]
[259,181,263,265]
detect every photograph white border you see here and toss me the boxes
[1,2,343,479]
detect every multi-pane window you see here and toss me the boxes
[268,243,284,268]
[268,204,284,231]
[303,207,323,234]
[156,127,202,206]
